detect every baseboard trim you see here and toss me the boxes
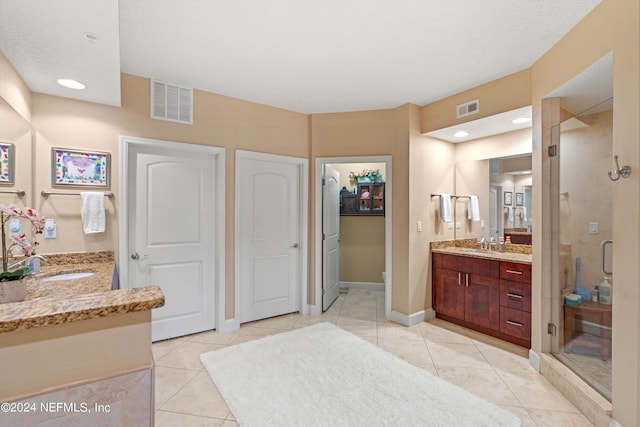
[217,318,240,333]
[390,309,435,327]
[340,281,385,292]
[529,349,541,372]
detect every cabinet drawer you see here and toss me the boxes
[433,253,459,270]
[500,280,531,312]
[500,262,531,282]
[500,307,531,340]
[458,256,499,278]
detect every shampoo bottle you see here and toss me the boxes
[599,277,612,304]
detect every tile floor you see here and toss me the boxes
[152,289,595,426]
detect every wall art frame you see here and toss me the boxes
[0,143,15,184]
[504,191,513,206]
[52,147,110,187]
[516,192,524,206]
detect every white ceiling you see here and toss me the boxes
[0,0,601,114]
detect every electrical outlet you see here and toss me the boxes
[417,220,423,232]
[589,222,599,234]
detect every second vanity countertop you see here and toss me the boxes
[0,251,164,334]
[431,242,532,265]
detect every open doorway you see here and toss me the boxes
[314,156,392,319]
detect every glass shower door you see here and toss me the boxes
[550,101,614,400]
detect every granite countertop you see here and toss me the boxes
[431,241,532,264]
[0,251,164,334]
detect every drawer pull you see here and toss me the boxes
[506,293,523,299]
[506,320,523,327]
[505,269,523,275]
[458,272,461,286]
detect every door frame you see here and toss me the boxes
[119,136,227,331]
[314,156,393,318]
[234,150,309,323]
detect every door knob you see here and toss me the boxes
[131,252,149,260]
[291,243,300,248]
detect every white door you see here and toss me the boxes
[489,186,500,241]
[322,165,340,311]
[127,142,216,341]
[237,154,301,323]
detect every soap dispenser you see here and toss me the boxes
[599,277,612,304]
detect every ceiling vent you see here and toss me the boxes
[151,79,193,124]
[456,99,479,119]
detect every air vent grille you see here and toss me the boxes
[151,79,193,124]
[456,99,480,119]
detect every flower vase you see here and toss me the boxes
[0,276,27,304]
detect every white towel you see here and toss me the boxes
[80,192,105,234]
[507,206,514,224]
[468,195,480,222]
[439,194,452,223]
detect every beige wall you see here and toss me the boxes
[310,106,412,313]
[32,94,121,254]
[559,110,613,293]
[420,69,531,134]
[410,105,456,313]
[530,1,639,424]
[0,52,31,123]
[339,216,385,283]
[2,2,638,420]
[120,73,310,318]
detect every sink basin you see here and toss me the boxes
[42,272,95,282]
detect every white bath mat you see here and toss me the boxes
[201,322,520,427]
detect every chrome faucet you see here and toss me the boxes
[479,238,490,252]
[8,255,48,272]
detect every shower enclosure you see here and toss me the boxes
[549,98,614,401]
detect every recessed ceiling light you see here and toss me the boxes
[512,117,531,124]
[57,79,86,90]
[453,130,469,138]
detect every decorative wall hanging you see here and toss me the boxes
[52,148,110,187]
[504,191,513,206]
[516,192,524,206]
[0,143,15,184]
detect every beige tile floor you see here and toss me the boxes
[152,289,595,426]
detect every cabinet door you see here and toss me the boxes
[433,267,464,320]
[464,273,500,330]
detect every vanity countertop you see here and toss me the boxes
[431,244,532,265]
[0,251,164,334]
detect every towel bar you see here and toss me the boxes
[41,191,114,198]
[0,189,26,196]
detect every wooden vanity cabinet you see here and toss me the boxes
[433,253,532,347]
[499,262,532,343]
[432,253,500,332]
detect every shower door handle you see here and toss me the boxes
[600,240,613,276]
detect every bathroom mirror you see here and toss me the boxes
[455,153,532,244]
[0,95,33,206]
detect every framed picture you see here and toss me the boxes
[0,143,15,184]
[504,191,513,206]
[516,192,524,206]
[52,148,110,187]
